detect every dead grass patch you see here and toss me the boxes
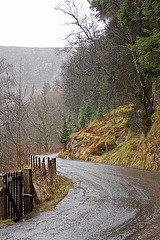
[33,175,73,213]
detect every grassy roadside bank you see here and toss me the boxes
[58,105,160,172]
[33,176,73,213]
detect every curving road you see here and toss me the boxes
[0,157,160,239]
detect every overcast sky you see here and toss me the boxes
[0,0,91,48]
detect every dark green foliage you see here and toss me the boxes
[66,114,75,135]
[78,100,93,128]
[118,0,160,79]
[134,30,160,81]
[117,0,160,134]
[78,114,86,129]
[61,0,160,136]
[141,111,153,137]
[91,0,122,19]
[84,100,93,123]
[59,114,76,144]
[96,104,104,120]
[59,115,69,145]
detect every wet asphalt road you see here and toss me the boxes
[0,157,160,240]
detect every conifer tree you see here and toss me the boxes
[85,99,93,124]
[66,114,73,135]
[96,104,104,120]
[78,99,93,128]
[78,114,86,128]
[59,115,69,145]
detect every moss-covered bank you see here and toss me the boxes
[58,105,160,172]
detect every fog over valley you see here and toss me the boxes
[0,46,69,94]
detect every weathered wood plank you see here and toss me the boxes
[23,168,33,215]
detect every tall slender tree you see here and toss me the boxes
[59,115,69,145]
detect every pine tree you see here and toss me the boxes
[85,99,93,124]
[59,115,69,145]
[78,113,86,128]
[96,104,104,120]
[66,114,73,135]
[78,99,93,128]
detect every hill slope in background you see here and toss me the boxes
[0,46,68,94]
[58,105,160,172]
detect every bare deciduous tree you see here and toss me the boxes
[27,88,62,154]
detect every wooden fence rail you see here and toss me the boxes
[0,156,57,221]
[28,155,56,174]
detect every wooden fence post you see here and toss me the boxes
[33,156,35,169]
[0,173,5,219]
[12,172,15,219]
[48,157,50,169]
[30,155,32,169]
[48,159,53,185]
[7,172,11,218]
[0,170,22,220]
[3,173,7,219]
[18,171,23,217]
[38,157,41,170]
[52,158,56,177]
[42,157,46,175]
[23,168,33,215]
[0,173,7,219]
[35,157,38,168]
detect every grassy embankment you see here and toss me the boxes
[58,104,160,172]
[33,175,73,213]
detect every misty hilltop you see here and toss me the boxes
[0,46,69,93]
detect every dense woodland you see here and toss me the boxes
[0,0,160,170]
[59,0,160,141]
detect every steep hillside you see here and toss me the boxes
[58,105,160,172]
[0,46,69,93]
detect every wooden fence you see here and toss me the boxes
[0,171,23,221]
[0,156,56,221]
[28,156,56,175]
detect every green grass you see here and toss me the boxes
[0,219,14,226]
